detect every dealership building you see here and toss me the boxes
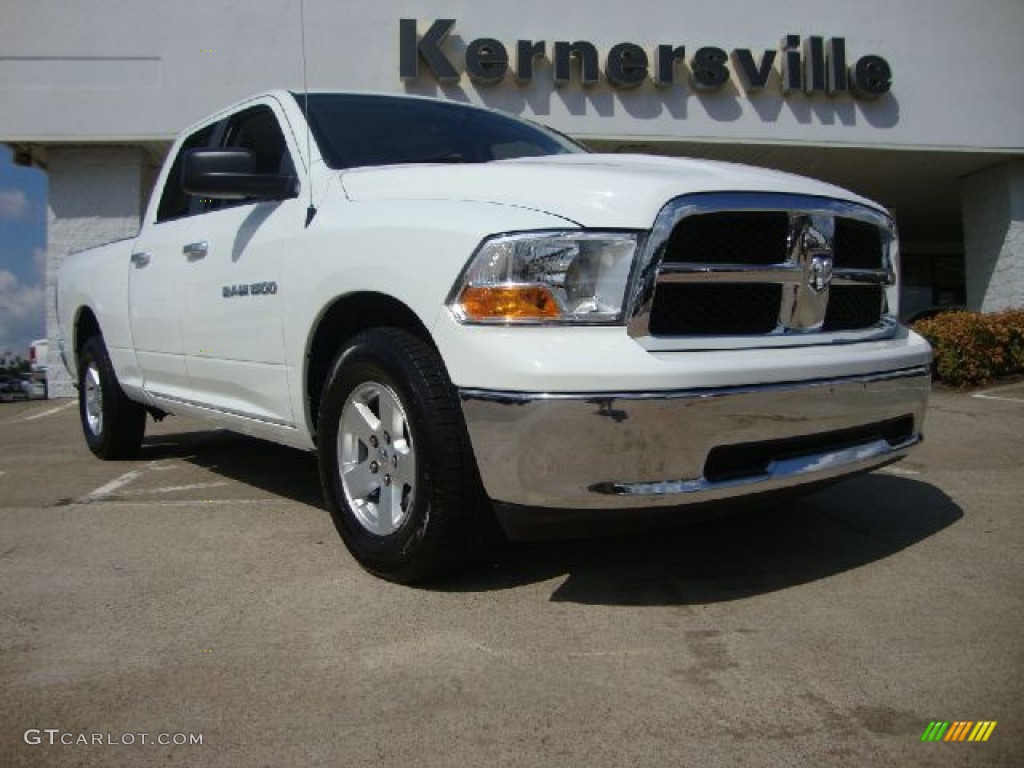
[1,0,1022,396]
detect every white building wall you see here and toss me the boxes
[46,147,147,397]
[962,161,1024,313]
[1,0,1022,154]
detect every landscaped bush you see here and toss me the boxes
[912,308,1024,387]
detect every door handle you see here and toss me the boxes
[130,252,151,267]
[183,241,208,259]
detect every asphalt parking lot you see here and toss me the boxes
[1,386,1021,767]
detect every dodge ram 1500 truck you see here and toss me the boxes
[56,91,931,583]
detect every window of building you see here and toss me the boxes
[900,252,966,321]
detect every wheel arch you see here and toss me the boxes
[305,292,436,441]
[73,306,102,365]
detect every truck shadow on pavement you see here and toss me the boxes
[140,430,962,606]
[141,429,325,508]
[444,473,964,605]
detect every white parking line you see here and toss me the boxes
[21,400,76,421]
[972,393,1024,403]
[81,469,145,501]
[119,482,228,496]
[971,381,1024,403]
[148,461,183,471]
[88,498,280,507]
[878,465,920,477]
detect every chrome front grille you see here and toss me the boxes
[628,193,898,347]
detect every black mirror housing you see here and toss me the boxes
[182,148,298,200]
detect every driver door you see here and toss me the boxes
[178,100,301,425]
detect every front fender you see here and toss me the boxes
[284,198,578,436]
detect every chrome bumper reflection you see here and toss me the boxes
[460,366,930,510]
[591,435,919,497]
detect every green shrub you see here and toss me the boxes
[912,308,1024,387]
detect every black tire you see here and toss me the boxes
[78,335,147,459]
[317,328,494,584]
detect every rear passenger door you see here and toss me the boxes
[178,99,303,426]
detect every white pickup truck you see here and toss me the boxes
[56,91,931,582]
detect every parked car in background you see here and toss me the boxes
[22,375,47,399]
[0,372,47,401]
[29,338,49,372]
[0,374,19,399]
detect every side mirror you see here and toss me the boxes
[181,147,298,201]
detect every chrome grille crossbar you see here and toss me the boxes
[657,264,894,286]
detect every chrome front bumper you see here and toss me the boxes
[460,366,930,511]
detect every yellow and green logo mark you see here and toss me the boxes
[921,721,997,742]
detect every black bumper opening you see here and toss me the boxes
[703,415,916,484]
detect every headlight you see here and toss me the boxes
[449,231,640,324]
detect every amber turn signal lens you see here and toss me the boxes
[459,285,561,320]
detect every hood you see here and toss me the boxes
[338,153,884,228]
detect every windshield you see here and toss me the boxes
[293,93,586,170]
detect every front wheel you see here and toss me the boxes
[78,335,147,459]
[317,328,493,583]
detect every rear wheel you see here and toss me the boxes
[78,335,146,459]
[317,328,493,583]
